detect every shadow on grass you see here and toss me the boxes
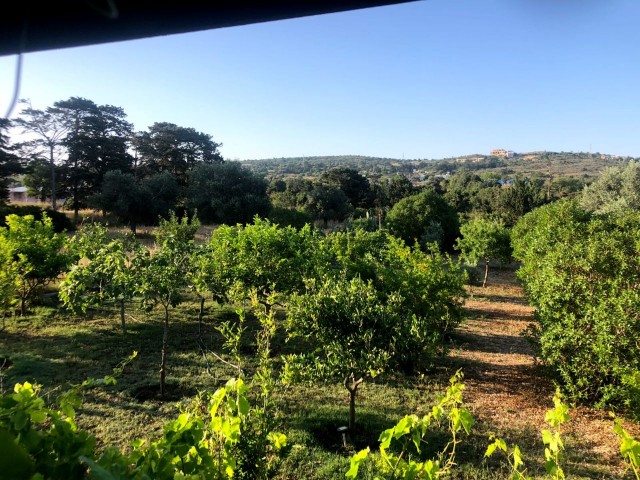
[448,331,534,356]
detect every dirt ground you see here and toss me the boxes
[445,266,640,479]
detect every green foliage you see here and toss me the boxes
[206,217,323,305]
[284,275,397,383]
[485,390,570,480]
[138,212,199,394]
[485,437,530,480]
[614,417,640,479]
[0,213,72,314]
[283,233,465,427]
[283,275,403,429]
[60,232,145,333]
[322,229,466,368]
[0,204,74,232]
[541,390,570,479]
[581,160,640,214]
[456,217,511,287]
[512,200,640,411]
[319,167,374,209]
[0,118,23,202]
[372,174,415,209]
[0,354,136,480]
[345,371,474,479]
[0,368,286,480]
[186,162,270,225]
[268,177,353,225]
[134,121,223,186]
[267,206,314,229]
[0,234,20,318]
[98,378,286,479]
[494,177,547,226]
[386,188,459,250]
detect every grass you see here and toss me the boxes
[1,288,638,479]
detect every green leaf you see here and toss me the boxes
[513,445,524,470]
[458,408,474,434]
[267,432,287,450]
[0,429,35,480]
[80,456,118,480]
[345,447,369,479]
[237,395,250,417]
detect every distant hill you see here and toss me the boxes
[240,152,636,183]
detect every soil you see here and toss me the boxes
[444,266,640,478]
[130,382,196,402]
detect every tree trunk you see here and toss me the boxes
[482,258,490,288]
[345,376,364,432]
[49,144,56,210]
[160,305,169,396]
[120,299,126,334]
[198,296,205,335]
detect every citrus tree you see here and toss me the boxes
[0,213,72,315]
[138,213,199,395]
[284,275,403,431]
[455,217,512,287]
[60,234,145,333]
[206,218,323,310]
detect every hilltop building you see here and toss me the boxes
[490,149,515,158]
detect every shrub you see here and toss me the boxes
[513,201,640,412]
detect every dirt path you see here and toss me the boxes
[444,267,638,479]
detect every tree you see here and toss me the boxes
[53,97,134,223]
[88,170,180,232]
[581,160,640,213]
[0,119,22,202]
[134,122,223,184]
[0,214,72,315]
[372,174,415,209]
[0,235,20,322]
[137,213,198,395]
[206,218,322,310]
[319,167,374,209]
[186,162,269,225]
[305,183,352,227]
[13,100,68,209]
[443,171,485,214]
[512,204,640,411]
[22,159,63,203]
[494,177,546,226]
[455,218,512,287]
[284,276,403,431]
[268,177,314,211]
[88,170,147,231]
[322,228,466,370]
[142,171,181,220]
[386,189,459,250]
[60,234,144,333]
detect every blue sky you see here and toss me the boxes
[1,0,639,160]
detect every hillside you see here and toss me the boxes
[240,151,635,183]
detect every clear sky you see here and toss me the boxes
[1,0,639,160]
